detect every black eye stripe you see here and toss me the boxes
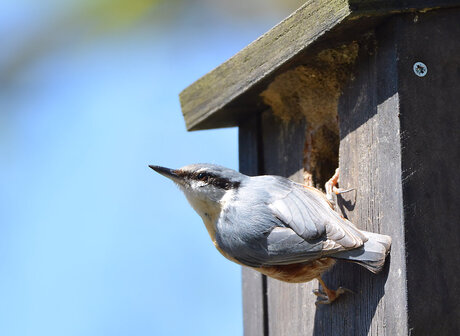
[211,177,240,190]
[177,170,240,190]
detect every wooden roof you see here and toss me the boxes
[179,0,460,131]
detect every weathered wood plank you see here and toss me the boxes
[241,267,266,336]
[239,114,266,336]
[396,9,460,335]
[180,0,460,131]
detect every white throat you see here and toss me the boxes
[183,188,223,242]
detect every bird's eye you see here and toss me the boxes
[197,173,206,180]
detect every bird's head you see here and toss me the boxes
[150,164,245,218]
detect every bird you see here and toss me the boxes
[149,163,391,304]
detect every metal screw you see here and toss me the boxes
[413,62,427,77]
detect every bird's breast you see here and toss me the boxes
[255,258,336,283]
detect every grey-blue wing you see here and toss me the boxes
[261,176,365,249]
[263,227,324,265]
[219,224,325,267]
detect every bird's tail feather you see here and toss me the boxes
[332,231,391,273]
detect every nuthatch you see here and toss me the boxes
[150,164,391,304]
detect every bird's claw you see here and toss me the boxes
[325,169,355,207]
[313,284,353,305]
[313,289,332,305]
[335,188,355,195]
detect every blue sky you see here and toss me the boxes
[0,1,290,335]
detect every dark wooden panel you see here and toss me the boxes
[239,114,260,177]
[241,267,266,336]
[180,1,460,131]
[396,9,460,335]
[239,114,266,336]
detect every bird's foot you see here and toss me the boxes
[313,287,352,305]
[313,277,353,305]
[325,168,355,205]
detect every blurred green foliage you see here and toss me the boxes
[1,0,305,86]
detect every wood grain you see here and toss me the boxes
[396,9,460,335]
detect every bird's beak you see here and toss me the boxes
[149,165,184,185]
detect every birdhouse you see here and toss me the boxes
[179,1,460,335]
